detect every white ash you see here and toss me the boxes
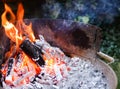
[23,57,108,89]
[2,35,109,89]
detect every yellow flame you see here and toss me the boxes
[2,3,15,25]
[1,3,39,77]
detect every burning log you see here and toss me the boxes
[20,39,45,66]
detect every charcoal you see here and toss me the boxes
[20,39,45,66]
[36,56,45,66]
[7,58,14,76]
[0,73,3,87]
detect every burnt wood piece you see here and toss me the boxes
[7,58,14,76]
[0,27,10,64]
[20,39,45,66]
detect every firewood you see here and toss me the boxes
[20,39,45,66]
[7,58,14,76]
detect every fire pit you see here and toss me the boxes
[0,3,117,89]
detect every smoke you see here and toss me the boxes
[42,0,120,24]
[0,0,120,24]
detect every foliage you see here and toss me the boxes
[98,18,120,89]
[74,16,89,24]
[100,24,120,60]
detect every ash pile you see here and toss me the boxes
[1,35,109,89]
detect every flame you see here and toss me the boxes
[1,3,15,26]
[1,3,35,49]
[1,3,23,48]
[1,3,39,83]
[17,3,24,21]
[1,3,68,87]
[16,3,35,42]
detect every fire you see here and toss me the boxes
[1,3,35,49]
[1,4,22,48]
[1,3,40,85]
[16,3,35,42]
[17,3,24,21]
[1,3,68,88]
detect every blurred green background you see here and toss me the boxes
[0,0,120,88]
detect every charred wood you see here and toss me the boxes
[20,39,45,66]
[7,58,14,76]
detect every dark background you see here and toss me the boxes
[0,0,120,88]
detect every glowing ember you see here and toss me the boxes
[1,35,109,89]
[0,3,109,89]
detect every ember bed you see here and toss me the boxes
[0,18,117,89]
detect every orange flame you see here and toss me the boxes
[1,3,39,78]
[17,3,24,21]
[1,3,23,48]
[1,3,15,25]
[16,3,35,42]
[1,3,35,49]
